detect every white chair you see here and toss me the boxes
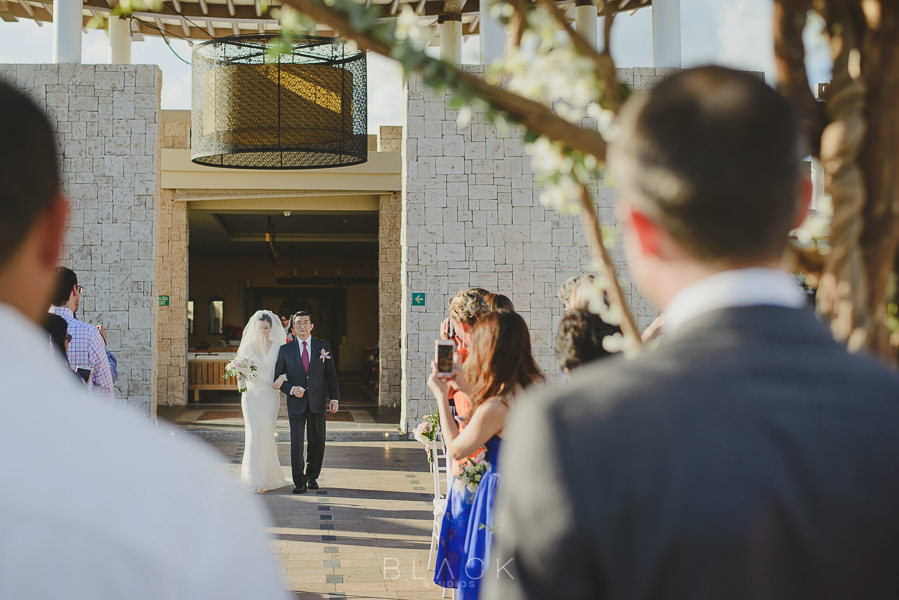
[427,434,450,569]
[426,434,456,598]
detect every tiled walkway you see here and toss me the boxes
[209,439,449,599]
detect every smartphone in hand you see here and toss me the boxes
[76,366,92,384]
[435,339,454,377]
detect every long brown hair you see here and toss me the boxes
[463,311,543,421]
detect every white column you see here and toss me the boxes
[52,0,82,63]
[438,15,462,63]
[109,17,131,65]
[575,1,598,49]
[108,16,132,64]
[479,1,506,64]
[652,0,681,67]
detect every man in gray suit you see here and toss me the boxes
[487,66,899,599]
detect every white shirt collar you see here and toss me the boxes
[664,268,806,334]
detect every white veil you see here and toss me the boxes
[237,310,287,373]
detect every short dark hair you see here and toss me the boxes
[51,267,77,307]
[554,309,622,371]
[293,310,312,322]
[0,80,60,265]
[609,66,802,262]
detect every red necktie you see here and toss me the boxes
[301,341,310,371]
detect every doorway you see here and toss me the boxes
[187,209,382,412]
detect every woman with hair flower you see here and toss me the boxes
[428,310,543,598]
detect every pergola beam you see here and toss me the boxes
[0,0,652,42]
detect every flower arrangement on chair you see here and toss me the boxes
[412,410,441,462]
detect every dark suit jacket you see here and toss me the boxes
[488,306,899,600]
[274,336,339,415]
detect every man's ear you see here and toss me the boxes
[793,176,813,229]
[627,205,664,259]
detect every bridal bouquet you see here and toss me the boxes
[456,449,489,494]
[412,410,441,462]
[224,356,258,393]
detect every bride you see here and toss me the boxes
[236,310,291,492]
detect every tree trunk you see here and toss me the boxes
[858,6,899,358]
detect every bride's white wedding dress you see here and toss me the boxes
[238,311,291,493]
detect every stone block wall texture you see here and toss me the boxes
[378,125,403,152]
[154,189,189,407]
[0,64,161,416]
[155,111,190,407]
[379,192,403,407]
[400,66,665,432]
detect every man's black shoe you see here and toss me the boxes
[292,484,306,494]
[307,479,320,490]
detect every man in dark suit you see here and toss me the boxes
[487,66,899,599]
[274,310,339,494]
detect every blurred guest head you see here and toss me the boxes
[44,312,69,355]
[554,309,622,374]
[484,293,515,312]
[609,66,808,308]
[0,81,67,323]
[558,274,595,312]
[50,267,80,312]
[464,311,543,419]
[448,289,490,349]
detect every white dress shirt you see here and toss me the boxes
[664,268,807,334]
[0,303,290,599]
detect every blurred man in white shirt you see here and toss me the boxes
[0,77,289,599]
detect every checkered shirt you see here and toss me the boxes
[49,307,115,401]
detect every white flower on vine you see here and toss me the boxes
[395,5,430,47]
[538,177,581,214]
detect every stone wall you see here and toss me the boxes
[400,66,666,432]
[0,64,161,415]
[155,111,190,407]
[378,125,403,152]
[378,192,403,407]
[154,189,188,407]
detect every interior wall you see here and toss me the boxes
[188,252,378,376]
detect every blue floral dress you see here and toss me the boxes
[457,435,502,599]
[434,472,476,588]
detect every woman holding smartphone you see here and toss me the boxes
[429,310,543,597]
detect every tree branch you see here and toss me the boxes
[578,184,642,348]
[280,0,608,161]
[772,0,827,157]
[537,0,623,112]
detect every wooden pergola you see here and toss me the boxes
[0,0,652,43]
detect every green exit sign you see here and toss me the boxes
[412,293,426,306]
[158,295,170,307]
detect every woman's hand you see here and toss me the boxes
[272,374,287,390]
[449,351,472,396]
[439,318,452,341]
[427,361,451,404]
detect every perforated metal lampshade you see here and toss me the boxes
[191,35,367,169]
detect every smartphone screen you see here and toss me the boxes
[76,367,92,383]
[436,341,454,374]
